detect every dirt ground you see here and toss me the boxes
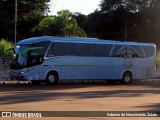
[0,80,160,120]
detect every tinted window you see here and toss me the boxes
[72,43,85,56]
[143,46,155,57]
[72,43,95,56]
[111,45,126,57]
[52,42,113,57]
[46,42,54,57]
[129,45,145,58]
[53,42,72,56]
[26,41,51,67]
[95,44,113,57]
[31,41,51,55]
[111,45,145,58]
[88,44,95,56]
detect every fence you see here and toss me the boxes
[0,56,10,81]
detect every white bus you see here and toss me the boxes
[10,36,156,84]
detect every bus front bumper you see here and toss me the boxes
[10,72,27,81]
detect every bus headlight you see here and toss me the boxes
[20,70,28,74]
[20,72,25,74]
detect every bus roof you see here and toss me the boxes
[17,36,155,46]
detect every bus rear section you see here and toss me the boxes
[109,43,156,82]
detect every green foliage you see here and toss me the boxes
[70,12,88,34]
[0,0,159,43]
[86,0,160,42]
[0,0,50,40]
[33,10,86,37]
[33,16,56,32]
[99,0,155,13]
[0,39,14,56]
[156,50,160,68]
[155,41,160,67]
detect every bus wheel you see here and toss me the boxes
[46,72,58,85]
[122,72,132,84]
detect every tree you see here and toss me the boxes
[86,0,160,42]
[33,10,86,37]
[86,8,135,40]
[0,0,50,41]
[70,12,88,32]
[99,0,155,13]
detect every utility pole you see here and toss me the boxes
[125,22,127,41]
[124,22,136,41]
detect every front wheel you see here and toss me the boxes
[46,72,58,85]
[122,72,132,84]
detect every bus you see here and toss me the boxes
[10,36,156,84]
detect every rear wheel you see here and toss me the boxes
[122,72,132,84]
[46,72,58,85]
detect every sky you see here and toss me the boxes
[49,0,101,15]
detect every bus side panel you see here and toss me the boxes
[59,56,110,80]
[42,58,65,80]
[43,56,110,80]
[145,67,155,78]
[64,57,92,80]
[132,57,155,79]
[132,67,145,79]
[109,57,122,80]
[96,58,110,80]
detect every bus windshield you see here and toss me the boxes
[10,41,51,70]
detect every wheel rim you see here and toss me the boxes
[124,75,130,83]
[48,75,55,84]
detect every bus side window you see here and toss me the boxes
[143,46,155,58]
[126,46,137,58]
[94,44,113,57]
[46,43,54,57]
[53,42,72,56]
[88,44,95,56]
[95,44,106,57]
[130,45,145,58]
[72,43,94,56]
[111,45,139,58]
[111,45,126,57]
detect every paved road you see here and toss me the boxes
[0,81,160,120]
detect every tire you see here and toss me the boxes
[46,72,58,85]
[122,72,132,84]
